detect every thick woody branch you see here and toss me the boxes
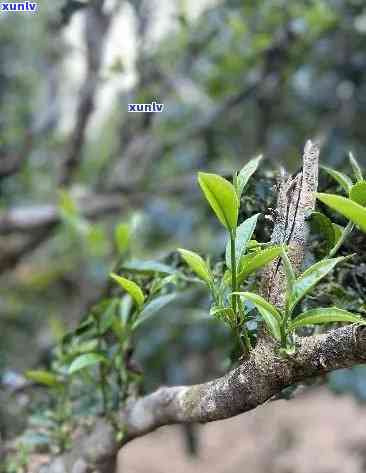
[34,324,366,473]
[0,193,130,235]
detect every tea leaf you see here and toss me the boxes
[233,291,282,321]
[178,248,212,285]
[289,257,345,313]
[237,246,282,284]
[235,155,262,198]
[316,193,366,232]
[25,370,61,388]
[110,273,145,308]
[198,172,239,231]
[68,353,108,374]
[290,307,363,330]
[234,292,281,341]
[225,214,260,270]
[350,181,366,207]
[320,165,353,193]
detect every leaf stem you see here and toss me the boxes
[230,231,252,354]
[328,221,354,258]
[230,232,237,314]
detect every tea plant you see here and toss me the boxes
[14,154,365,463]
[178,156,282,353]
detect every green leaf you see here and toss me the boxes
[237,246,282,284]
[120,260,175,275]
[233,291,282,321]
[115,223,130,254]
[289,257,345,313]
[68,353,108,374]
[332,223,343,245]
[349,152,363,182]
[255,306,282,341]
[290,307,363,330]
[281,246,296,295]
[210,306,235,323]
[25,370,61,388]
[110,273,145,307]
[320,165,353,194]
[350,181,366,207]
[235,155,262,198]
[233,292,281,341]
[198,172,239,231]
[316,193,366,233]
[309,211,336,253]
[133,293,177,329]
[100,299,119,334]
[178,249,212,285]
[225,214,260,270]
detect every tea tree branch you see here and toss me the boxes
[34,324,366,473]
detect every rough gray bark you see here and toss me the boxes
[28,140,366,473]
[261,140,320,308]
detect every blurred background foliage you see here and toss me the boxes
[1,0,366,446]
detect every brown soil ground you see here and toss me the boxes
[119,388,366,473]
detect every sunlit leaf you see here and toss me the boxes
[133,293,177,329]
[225,214,260,270]
[178,248,212,285]
[350,181,366,207]
[198,172,239,231]
[237,246,282,284]
[289,256,345,313]
[68,353,108,374]
[115,223,130,255]
[235,155,262,198]
[233,291,282,321]
[290,307,363,330]
[320,165,353,193]
[234,292,281,340]
[349,152,363,182]
[25,370,61,388]
[316,193,366,232]
[110,273,145,307]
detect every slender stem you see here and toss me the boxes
[281,307,290,348]
[230,231,252,354]
[230,232,237,314]
[238,298,252,353]
[328,221,354,258]
[234,327,246,352]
